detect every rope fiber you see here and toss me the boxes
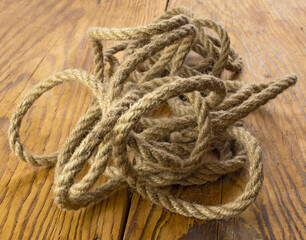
[8,8,297,220]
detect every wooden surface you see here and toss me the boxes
[0,0,304,239]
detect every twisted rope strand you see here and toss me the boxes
[8,8,297,220]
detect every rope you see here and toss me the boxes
[8,8,297,220]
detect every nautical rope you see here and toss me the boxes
[8,8,297,220]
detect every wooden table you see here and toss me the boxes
[0,0,305,239]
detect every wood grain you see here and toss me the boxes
[122,0,306,239]
[0,0,305,239]
[0,0,166,239]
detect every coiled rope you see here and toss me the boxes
[8,8,297,220]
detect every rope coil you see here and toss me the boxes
[8,8,297,220]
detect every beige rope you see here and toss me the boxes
[8,8,297,220]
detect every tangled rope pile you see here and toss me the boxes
[9,8,297,220]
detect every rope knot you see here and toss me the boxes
[8,8,297,220]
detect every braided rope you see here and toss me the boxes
[8,8,297,220]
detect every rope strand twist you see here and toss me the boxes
[8,8,297,220]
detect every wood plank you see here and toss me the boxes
[122,0,306,239]
[0,0,166,239]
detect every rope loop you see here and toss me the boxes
[9,8,297,220]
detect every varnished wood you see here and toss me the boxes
[0,0,304,239]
